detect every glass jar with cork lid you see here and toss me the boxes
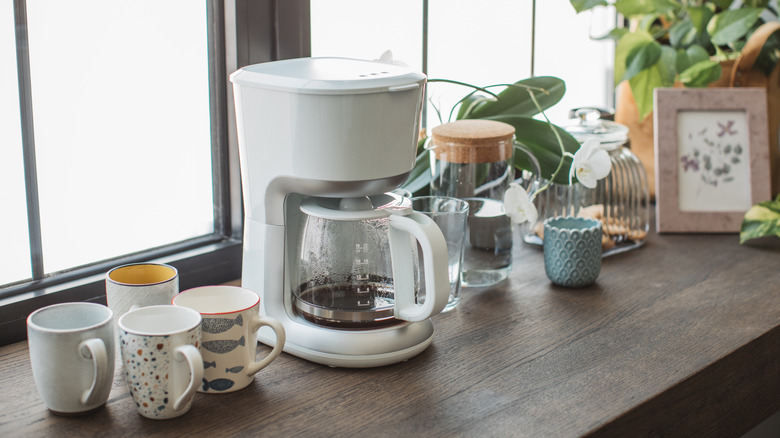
[427,119,538,287]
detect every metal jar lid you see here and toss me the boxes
[564,108,628,151]
[429,119,515,163]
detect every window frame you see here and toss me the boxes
[0,0,311,346]
[2,0,616,345]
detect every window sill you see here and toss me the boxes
[0,238,242,346]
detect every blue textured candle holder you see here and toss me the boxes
[543,216,602,288]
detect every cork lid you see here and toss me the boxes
[429,120,515,163]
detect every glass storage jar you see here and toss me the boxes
[524,109,650,256]
[427,120,515,286]
[428,119,515,200]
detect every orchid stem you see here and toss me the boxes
[427,79,500,99]
[524,88,569,199]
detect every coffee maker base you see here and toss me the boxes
[257,318,436,368]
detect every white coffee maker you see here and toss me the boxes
[230,57,450,367]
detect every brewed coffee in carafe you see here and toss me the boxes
[293,193,434,329]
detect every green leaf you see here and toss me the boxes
[679,59,722,87]
[638,12,664,34]
[623,40,663,82]
[746,198,780,217]
[669,20,695,49]
[593,28,628,42]
[570,0,607,13]
[456,94,491,119]
[488,116,580,185]
[629,46,677,120]
[686,44,711,64]
[740,200,780,243]
[615,30,655,86]
[676,45,709,73]
[687,6,715,36]
[676,49,692,73]
[707,8,763,46]
[711,0,734,8]
[615,0,677,17]
[465,76,565,120]
[401,148,432,196]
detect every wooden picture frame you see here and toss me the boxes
[654,87,771,233]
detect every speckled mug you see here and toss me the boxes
[118,305,203,420]
[543,216,602,288]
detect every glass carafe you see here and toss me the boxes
[293,193,449,329]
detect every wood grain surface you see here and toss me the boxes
[0,226,778,437]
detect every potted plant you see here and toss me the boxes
[569,1,779,197]
[570,0,779,121]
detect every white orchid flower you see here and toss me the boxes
[503,182,538,225]
[569,138,611,189]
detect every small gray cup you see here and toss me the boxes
[543,216,602,287]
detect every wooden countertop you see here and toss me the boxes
[1,228,778,437]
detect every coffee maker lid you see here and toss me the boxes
[229,57,426,95]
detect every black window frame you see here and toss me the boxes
[0,0,311,346]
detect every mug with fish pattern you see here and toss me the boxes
[172,285,285,393]
[118,305,204,420]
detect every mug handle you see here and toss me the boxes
[246,316,286,376]
[78,338,110,405]
[388,211,450,322]
[172,345,204,411]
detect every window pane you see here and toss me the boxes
[0,1,32,284]
[427,0,532,128]
[311,0,423,70]
[535,3,616,123]
[311,1,616,130]
[26,0,214,272]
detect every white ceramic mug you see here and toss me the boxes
[118,305,203,420]
[172,285,285,393]
[27,302,115,415]
[106,263,179,321]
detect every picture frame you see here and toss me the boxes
[654,87,771,233]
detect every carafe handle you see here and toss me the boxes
[388,211,450,322]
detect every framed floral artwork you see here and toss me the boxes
[654,88,772,233]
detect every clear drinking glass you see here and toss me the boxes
[461,197,513,287]
[411,196,468,312]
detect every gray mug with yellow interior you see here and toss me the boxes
[106,262,179,322]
